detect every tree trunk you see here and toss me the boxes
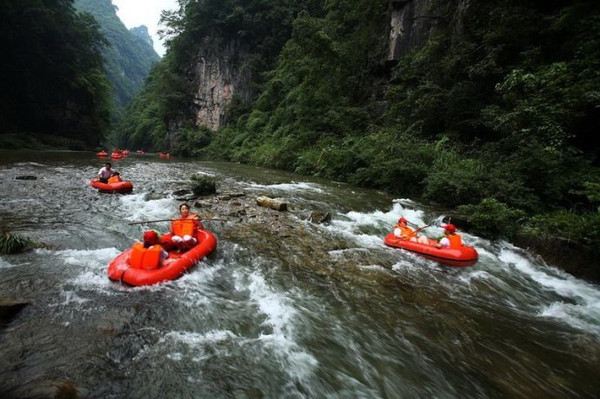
[256,196,288,211]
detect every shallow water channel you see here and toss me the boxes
[0,150,599,398]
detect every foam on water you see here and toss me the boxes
[234,268,318,380]
[321,201,432,249]
[56,247,121,266]
[164,329,238,347]
[457,270,505,286]
[143,329,238,363]
[69,270,112,289]
[0,257,17,269]
[249,181,325,193]
[391,258,423,272]
[170,260,226,306]
[498,244,600,335]
[47,248,123,296]
[358,264,388,272]
[119,194,175,223]
[56,290,89,306]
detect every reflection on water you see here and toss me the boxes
[0,150,599,398]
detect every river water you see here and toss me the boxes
[0,151,599,398]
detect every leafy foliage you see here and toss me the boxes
[0,0,112,148]
[458,198,526,240]
[523,210,600,247]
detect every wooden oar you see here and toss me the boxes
[127,218,226,225]
[405,224,430,239]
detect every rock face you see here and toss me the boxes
[388,0,435,62]
[130,25,154,48]
[387,0,471,61]
[189,37,254,131]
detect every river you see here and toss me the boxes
[0,150,599,398]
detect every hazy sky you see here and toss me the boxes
[112,0,179,57]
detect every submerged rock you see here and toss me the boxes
[308,211,332,224]
[0,298,29,327]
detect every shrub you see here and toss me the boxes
[423,148,491,206]
[458,198,526,239]
[524,210,600,246]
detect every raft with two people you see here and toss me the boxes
[107,229,217,286]
[90,176,133,194]
[107,204,217,286]
[384,219,478,267]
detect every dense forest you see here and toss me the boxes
[0,0,158,150]
[0,0,111,149]
[117,0,600,268]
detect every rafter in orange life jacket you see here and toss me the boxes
[129,242,163,270]
[171,215,201,236]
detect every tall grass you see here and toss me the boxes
[0,233,32,254]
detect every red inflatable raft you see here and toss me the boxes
[90,179,133,194]
[107,230,217,286]
[384,233,478,267]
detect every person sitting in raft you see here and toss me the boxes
[393,217,430,244]
[98,162,116,183]
[107,172,122,184]
[129,230,168,270]
[160,203,204,251]
[436,224,462,248]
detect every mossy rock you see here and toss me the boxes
[190,174,217,196]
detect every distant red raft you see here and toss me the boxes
[107,230,217,286]
[384,233,478,267]
[89,179,133,194]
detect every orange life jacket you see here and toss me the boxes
[448,234,462,248]
[107,175,121,184]
[172,215,198,237]
[129,242,163,270]
[394,225,414,238]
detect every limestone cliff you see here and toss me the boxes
[388,0,470,61]
[188,38,253,132]
[388,0,435,62]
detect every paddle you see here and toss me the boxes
[127,218,226,225]
[412,224,430,234]
[405,224,430,239]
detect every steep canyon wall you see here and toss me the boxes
[187,38,253,131]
